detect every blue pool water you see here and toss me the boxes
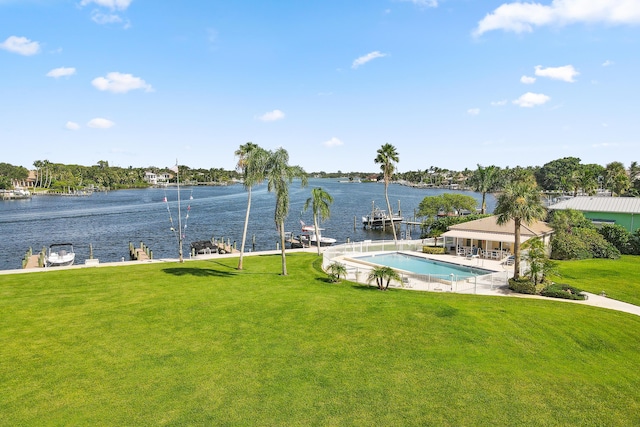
[354,252,493,279]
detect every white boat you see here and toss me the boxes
[300,233,337,247]
[46,243,75,267]
[299,221,336,247]
[362,208,403,228]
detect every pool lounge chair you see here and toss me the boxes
[466,247,480,259]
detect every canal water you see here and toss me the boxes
[0,178,495,271]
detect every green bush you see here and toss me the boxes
[508,277,537,294]
[599,223,633,254]
[541,283,586,300]
[422,246,445,254]
[629,229,640,255]
[551,228,620,260]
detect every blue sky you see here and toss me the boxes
[1,0,639,173]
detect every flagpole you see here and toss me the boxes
[176,160,183,263]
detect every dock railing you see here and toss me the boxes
[323,239,509,294]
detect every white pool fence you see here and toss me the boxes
[323,239,510,294]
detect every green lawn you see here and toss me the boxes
[554,255,640,306]
[1,253,640,426]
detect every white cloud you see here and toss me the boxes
[92,72,153,93]
[65,121,80,131]
[323,137,344,148]
[80,0,132,10]
[0,36,40,56]
[397,0,438,7]
[602,59,614,66]
[520,75,536,84]
[490,99,508,106]
[474,0,640,36]
[513,92,551,108]
[352,51,387,69]
[257,109,285,122]
[47,67,76,78]
[467,108,480,116]
[87,118,115,129]
[91,11,122,24]
[592,142,619,148]
[535,65,579,82]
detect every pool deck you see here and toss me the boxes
[336,250,640,317]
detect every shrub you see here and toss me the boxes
[508,277,537,295]
[422,246,445,255]
[599,223,632,254]
[629,229,640,255]
[550,232,592,260]
[325,262,347,283]
[551,228,620,260]
[541,283,586,300]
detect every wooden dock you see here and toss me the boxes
[130,242,152,261]
[24,254,42,269]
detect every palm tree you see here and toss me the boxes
[374,143,400,244]
[303,187,334,256]
[471,164,498,214]
[629,161,640,182]
[266,147,308,275]
[494,181,546,279]
[367,266,401,290]
[235,142,269,270]
[326,262,347,283]
[604,162,631,196]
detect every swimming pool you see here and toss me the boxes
[353,252,493,279]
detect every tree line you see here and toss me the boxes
[0,160,240,191]
[1,156,638,197]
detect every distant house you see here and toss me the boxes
[143,171,157,185]
[157,173,171,183]
[548,196,640,232]
[12,170,36,189]
[441,215,554,259]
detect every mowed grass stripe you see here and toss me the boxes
[1,253,639,426]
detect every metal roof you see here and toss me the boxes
[548,196,640,214]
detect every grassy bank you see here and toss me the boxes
[554,255,640,306]
[1,253,639,425]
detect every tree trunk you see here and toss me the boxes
[313,213,321,256]
[237,186,252,270]
[279,219,287,276]
[481,192,487,214]
[384,181,398,244]
[513,218,521,279]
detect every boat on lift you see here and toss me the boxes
[362,207,403,229]
[298,221,337,247]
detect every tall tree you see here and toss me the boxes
[374,143,400,243]
[494,181,547,279]
[604,161,631,196]
[266,148,308,275]
[629,161,640,182]
[470,164,498,214]
[303,187,334,256]
[535,157,581,192]
[235,142,269,270]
